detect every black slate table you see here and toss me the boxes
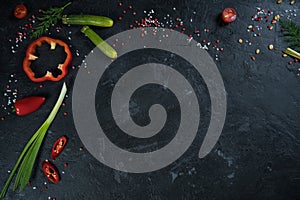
[0,0,299,199]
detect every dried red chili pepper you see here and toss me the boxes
[14,96,46,116]
[23,37,72,82]
[51,136,67,160]
[42,160,60,184]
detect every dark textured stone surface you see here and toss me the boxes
[0,0,300,199]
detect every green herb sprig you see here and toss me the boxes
[31,2,72,39]
[281,20,300,51]
[0,83,67,200]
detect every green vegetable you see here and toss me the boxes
[283,47,300,59]
[62,15,113,27]
[31,2,72,38]
[281,20,300,51]
[81,26,117,59]
[0,83,67,199]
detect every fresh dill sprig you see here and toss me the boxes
[31,2,72,39]
[281,20,300,51]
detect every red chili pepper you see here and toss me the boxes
[51,136,67,160]
[23,37,72,82]
[14,96,46,116]
[42,160,60,184]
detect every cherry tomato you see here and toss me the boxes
[222,8,237,23]
[51,136,68,160]
[42,160,60,184]
[14,4,28,19]
[14,96,46,116]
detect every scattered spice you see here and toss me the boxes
[238,38,243,44]
[290,0,295,5]
[268,44,274,50]
[1,74,20,120]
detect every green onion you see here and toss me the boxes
[0,83,67,200]
[81,25,117,59]
[283,48,300,59]
[62,15,113,27]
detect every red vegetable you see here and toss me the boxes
[42,160,60,184]
[14,96,46,116]
[23,37,72,82]
[222,8,237,23]
[14,4,28,19]
[51,136,67,160]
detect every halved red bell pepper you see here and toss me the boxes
[23,36,72,82]
[42,160,60,184]
[51,136,67,160]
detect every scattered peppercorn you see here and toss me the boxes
[268,44,274,50]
